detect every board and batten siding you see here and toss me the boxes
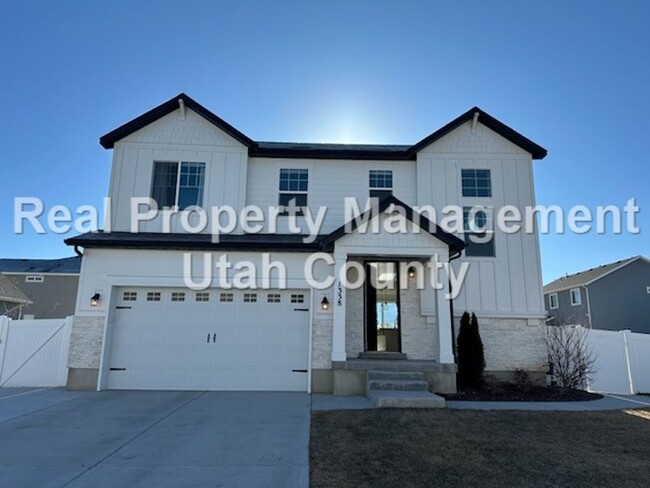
[108,107,248,232]
[417,120,545,318]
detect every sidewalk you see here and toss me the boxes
[311,393,650,411]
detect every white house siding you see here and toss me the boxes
[245,157,417,234]
[108,107,248,233]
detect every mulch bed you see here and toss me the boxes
[439,382,603,401]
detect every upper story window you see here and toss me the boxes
[463,206,495,257]
[369,170,393,200]
[461,169,491,197]
[570,288,582,306]
[279,168,308,215]
[151,161,205,210]
[549,293,559,309]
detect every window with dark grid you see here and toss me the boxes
[279,169,308,215]
[369,170,393,200]
[461,169,491,197]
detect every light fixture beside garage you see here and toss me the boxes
[407,266,417,279]
[320,296,330,311]
[90,292,101,307]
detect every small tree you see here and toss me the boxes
[457,312,486,388]
[546,325,595,390]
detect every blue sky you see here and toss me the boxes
[0,1,648,283]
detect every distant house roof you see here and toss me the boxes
[0,274,31,305]
[0,256,81,274]
[543,256,647,294]
[99,93,547,160]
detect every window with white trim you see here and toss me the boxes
[549,293,558,309]
[279,168,308,215]
[147,292,161,302]
[570,288,581,306]
[369,170,393,200]
[123,291,137,301]
[151,161,205,210]
[463,206,495,257]
[267,293,281,303]
[461,169,491,197]
[290,293,305,303]
[25,275,44,283]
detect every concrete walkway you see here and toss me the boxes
[0,389,309,488]
[311,393,650,411]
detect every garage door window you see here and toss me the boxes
[291,294,305,303]
[243,293,258,303]
[123,291,137,301]
[219,292,234,302]
[267,293,281,303]
[195,292,210,302]
[146,292,161,302]
[171,292,186,302]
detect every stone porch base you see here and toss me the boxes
[318,360,458,396]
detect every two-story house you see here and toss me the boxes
[64,93,548,394]
[544,256,650,333]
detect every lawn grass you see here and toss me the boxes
[310,409,650,488]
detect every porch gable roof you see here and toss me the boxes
[320,195,466,254]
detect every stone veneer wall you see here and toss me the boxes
[345,286,364,358]
[454,315,547,372]
[311,317,333,370]
[67,315,105,369]
[400,280,436,360]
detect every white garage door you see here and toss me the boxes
[105,287,310,391]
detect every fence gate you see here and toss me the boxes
[0,316,72,387]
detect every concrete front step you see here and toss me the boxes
[369,390,446,409]
[358,352,408,360]
[367,370,425,381]
[367,379,429,394]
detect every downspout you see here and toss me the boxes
[582,284,592,328]
[73,245,83,257]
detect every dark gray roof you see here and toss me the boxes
[0,256,81,274]
[0,275,31,304]
[100,93,548,159]
[543,256,644,293]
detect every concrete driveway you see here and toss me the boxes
[0,389,309,488]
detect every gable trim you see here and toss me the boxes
[320,195,466,253]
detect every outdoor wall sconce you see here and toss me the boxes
[320,296,330,311]
[90,293,101,307]
[407,267,417,279]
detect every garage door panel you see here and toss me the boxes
[107,287,310,391]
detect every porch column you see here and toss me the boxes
[436,275,455,364]
[331,252,347,362]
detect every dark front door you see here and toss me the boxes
[364,261,401,352]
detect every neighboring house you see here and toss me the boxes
[64,93,548,393]
[544,256,650,333]
[0,274,31,319]
[0,257,81,319]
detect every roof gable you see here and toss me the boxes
[100,93,255,149]
[409,107,547,159]
[321,195,466,253]
[99,94,547,160]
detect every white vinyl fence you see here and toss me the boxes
[583,327,650,395]
[0,315,72,387]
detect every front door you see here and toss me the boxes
[365,262,401,352]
